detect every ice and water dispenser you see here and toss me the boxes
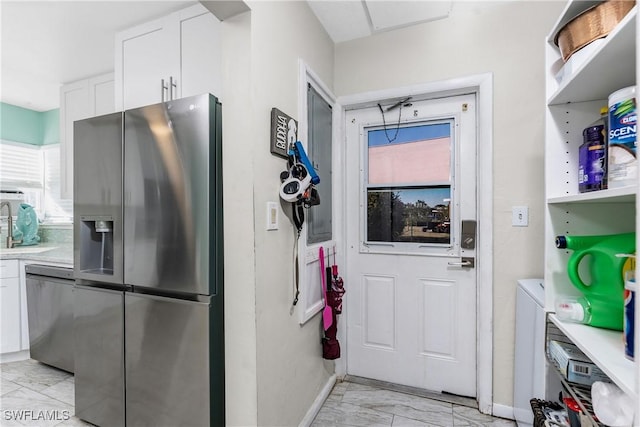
[78,216,115,275]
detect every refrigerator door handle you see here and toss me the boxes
[129,291,210,306]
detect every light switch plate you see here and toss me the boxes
[512,206,528,227]
[267,202,278,230]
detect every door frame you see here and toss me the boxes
[335,73,493,414]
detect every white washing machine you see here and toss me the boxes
[513,278,546,427]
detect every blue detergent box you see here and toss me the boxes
[549,340,610,386]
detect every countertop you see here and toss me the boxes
[0,242,73,265]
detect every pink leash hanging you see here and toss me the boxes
[319,246,333,330]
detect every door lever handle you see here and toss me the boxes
[447,257,475,268]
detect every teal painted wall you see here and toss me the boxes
[0,103,59,146]
[1,103,42,145]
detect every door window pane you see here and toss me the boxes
[368,123,450,185]
[366,121,453,246]
[367,187,451,244]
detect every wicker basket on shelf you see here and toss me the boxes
[554,0,635,61]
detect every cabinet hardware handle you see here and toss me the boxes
[169,76,177,100]
[161,79,169,102]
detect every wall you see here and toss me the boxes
[334,1,564,408]
[0,103,42,144]
[220,2,334,425]
[0,103,59,145]
[248,2,335,426]
[41,109,60,145]
[220,10,259,427]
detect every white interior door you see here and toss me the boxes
[345,93,477,397]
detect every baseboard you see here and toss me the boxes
[298,374,337,427]
[492,403,515,420]
[0,350,30,364]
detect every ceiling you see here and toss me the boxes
[308,1,451,43]
[0,0,452,112]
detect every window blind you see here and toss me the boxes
[0,141,43,188]
[43,145,73,221]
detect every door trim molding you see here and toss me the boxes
[335,73,493,414]
[296,60,339,325]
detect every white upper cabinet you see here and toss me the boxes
[89,73,116,117]
[60,73,115,199]
[115,4,222,111]
[116,15,179,110]
[179,9,221,100]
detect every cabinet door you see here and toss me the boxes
[60,80,90,199]
[88,73,115,116]
[116,17,180,111]
[179,9,222,99]
[0,277,21,354]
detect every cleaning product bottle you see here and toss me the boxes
[555,232,635,330]
[578,124,607,192]
[579,107,608,193]
[608,85,637,189]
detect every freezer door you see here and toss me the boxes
[74,285,125,427]
[125,292,219,426]
[124,94,221,295]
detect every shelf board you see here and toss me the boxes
[549,314,636,397]
[547,185,636,204]
[548,6,637,105]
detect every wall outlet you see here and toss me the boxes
[267,202,278,230]
[512,206,528,227]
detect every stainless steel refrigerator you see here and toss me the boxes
[73,94,224,427]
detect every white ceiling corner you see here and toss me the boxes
[307,1,371,43]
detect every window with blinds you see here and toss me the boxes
[0,141,73,222]
[0,141,43,188]
[43,145,73,222]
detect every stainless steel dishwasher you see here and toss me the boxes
[25,264,74,373]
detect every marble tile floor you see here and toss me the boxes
[0,359,91,426]
[311,380,517,427]
[1,359,516,427]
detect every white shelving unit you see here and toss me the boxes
[550,314,635,397]
[543,0,638,422]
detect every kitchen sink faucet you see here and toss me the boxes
[0,201,23,248]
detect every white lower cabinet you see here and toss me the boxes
[0,260,21,354]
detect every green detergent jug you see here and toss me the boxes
[555,232,635,331]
